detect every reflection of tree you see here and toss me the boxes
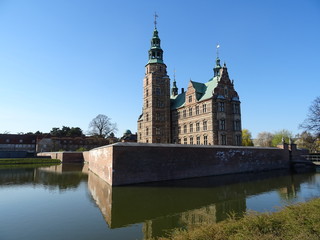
[0,166,87,190]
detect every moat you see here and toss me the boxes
[1,164,320,240]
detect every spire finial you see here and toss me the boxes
[216,43,220,58]
[154,12,158,29]
[173,68,176,82]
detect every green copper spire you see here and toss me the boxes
[148,14,164,64]
[171,70,178,96]
[214,44,221,77]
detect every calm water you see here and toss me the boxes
[0,164,320,240]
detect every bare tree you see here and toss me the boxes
[88,114,118,138]
[254,131,274,147]
[300,96,320,137]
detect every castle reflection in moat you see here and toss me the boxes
[87,169,312,239]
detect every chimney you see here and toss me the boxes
[181,88,184,93]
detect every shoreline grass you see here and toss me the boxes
[0,158,61,165]
[157,198,320,240]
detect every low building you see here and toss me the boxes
[0,134,37,153]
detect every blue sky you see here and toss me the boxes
[0,0,319,138]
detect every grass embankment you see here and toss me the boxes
[158,198,320,240]
[0,158,61,166]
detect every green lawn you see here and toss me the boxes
[157,198,320,240]
[0,158,61,165]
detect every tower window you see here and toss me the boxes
[146,128,149,136]
[146,89,149,97]
[189,107,192,116]
[234,120,241,131]
[190,123,193,133]
[189,95,192,103]
[219,102,225,112]
[236,135,241,146]
[219,119,225,130]
[221,134,227,145]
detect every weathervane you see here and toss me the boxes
[154,12,158,28]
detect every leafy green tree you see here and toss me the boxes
[271,129,293,147]
[242,129,254,146]
[50,126,84,137]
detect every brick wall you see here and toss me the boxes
[87,143,290,186]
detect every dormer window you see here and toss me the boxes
[189,95,192,103]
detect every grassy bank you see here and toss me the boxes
[157,198,320,240]
[0,158,61,165]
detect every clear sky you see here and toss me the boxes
[0,0,319,138]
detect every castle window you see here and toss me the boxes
[189,95,192,103]
[156,128,161,135]
[139,133,142,140]
[190,136,194,145]
[219,119,225,130]
[233,103,240,114]
[178,126,181,134]
[204,135,208,145]
[146,114,149,121]
[221,134,227,145]
[146,128,149,136]
[184,137,187,144]
[219,102,225,112]
[190,123,193,133]
[236,135,241,146]
[139,123,142,129]
[196,122,200,132]
[203,121,207,131]
[146,78,148,85]
[183,110,186,118]
[196,106,199,115]
[203,104,207,113]
[234,120,241,131]
[189,107,192,116]
[156,112,160,121]
[177,111,180,119]
[146,89,149,97]
[196,136,200,145]
[146,100,149,108]
[184,125,187,134]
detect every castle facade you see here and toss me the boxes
[137,25,242,146]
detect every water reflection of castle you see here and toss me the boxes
[87,170,311,239]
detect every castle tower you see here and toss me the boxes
[137,19,171,143]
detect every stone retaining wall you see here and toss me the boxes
[87,143,291,186]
